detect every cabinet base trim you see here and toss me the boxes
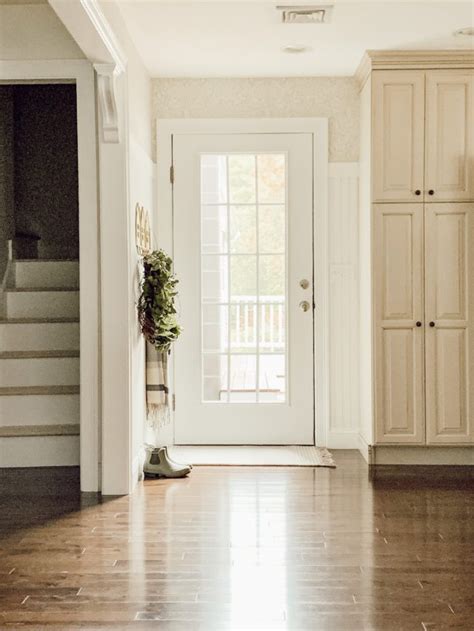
[358,433,375,464]
[371,445,474,465]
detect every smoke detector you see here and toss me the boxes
[282,44,312,54]
[277,5,334,24]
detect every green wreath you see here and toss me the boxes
[137,249,182,352]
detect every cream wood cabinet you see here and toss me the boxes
[424,203,474,443]
[373,204,425,443]
[358,51,474,457]
[372,72,425,203]
[425,72,474,202]
[372,69,474,204]
[373,202,474,444]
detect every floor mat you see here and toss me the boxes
[168,445,336,467]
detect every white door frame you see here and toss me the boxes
[156,118,329,447]
[0,60,100,491]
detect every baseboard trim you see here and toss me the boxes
[131,451,145,489]
[326,431,359,449]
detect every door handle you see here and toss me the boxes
[299,300,311,312]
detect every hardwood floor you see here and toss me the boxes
[1,451,473,630]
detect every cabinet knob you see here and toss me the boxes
[429,321,435,327]
[428,190,435,196]
[414,190,421,196]
[416,321,422,327]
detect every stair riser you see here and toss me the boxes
[0,394,79,426]
[15,261,79,289]
[0,322,79,351]
[0,435,79,467]
[6,292,79,319]
[0,357,80,387]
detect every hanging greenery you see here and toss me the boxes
[137,249,182,352]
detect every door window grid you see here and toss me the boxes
[200,153,287,403]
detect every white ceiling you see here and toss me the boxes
[117,1,474,77]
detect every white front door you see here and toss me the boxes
[173,132,314,444]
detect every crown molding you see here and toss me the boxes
[94,63,120,143]
[80,0,127,74]
[355,49,474,88]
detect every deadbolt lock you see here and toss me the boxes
[300,279,310,289]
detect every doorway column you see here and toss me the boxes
[96,64,133,495]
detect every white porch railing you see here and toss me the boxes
[231,295,285,352]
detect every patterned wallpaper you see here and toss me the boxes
[152,77,360,163]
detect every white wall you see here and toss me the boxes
[328,164,360,448]
[97,1,154,490]
[129,138,155,481]
[0,4,85,60]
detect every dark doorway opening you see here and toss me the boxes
[0,83,79,263]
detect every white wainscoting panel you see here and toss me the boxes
[327,163,359,448]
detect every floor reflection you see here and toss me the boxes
[1,452,473,629]
[229,479,287,628]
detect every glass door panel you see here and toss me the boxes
[201,153,287,404]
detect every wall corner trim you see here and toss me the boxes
[94,63,120,143]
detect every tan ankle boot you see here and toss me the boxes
[144,447,191,479]
[164,446,193,470]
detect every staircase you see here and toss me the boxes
[0,260,80,467]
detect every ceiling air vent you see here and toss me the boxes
[277,5,334,24]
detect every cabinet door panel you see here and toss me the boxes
[372,71,425,203]
[374,204,424,443]
[425,203,474,443]
[381,328,421,438]
[425,71,474,202]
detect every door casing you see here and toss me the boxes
[0,60,100,491]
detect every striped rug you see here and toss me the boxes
[168,445,336,468]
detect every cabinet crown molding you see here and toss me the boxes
[355,49,474,88]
